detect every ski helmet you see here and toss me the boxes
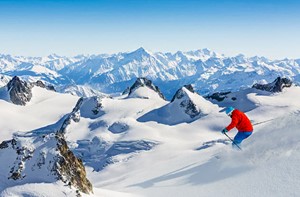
[225,107,235,116]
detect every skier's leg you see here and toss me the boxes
[232,132,252,149]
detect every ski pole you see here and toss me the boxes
[252,118,277,126]
[223,132,242,150]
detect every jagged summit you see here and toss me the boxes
[170,85,215,119]
[126,47,152,58]
[1,49,300,98]
[128,77,166,100]
[138,84,219,125]
[3,76,59,105]
[7,76,33,105]
[171,84,195,102]
[252,77,293,92]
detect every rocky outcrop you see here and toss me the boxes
[55,133,93,194]
[34,80,46,88]
[7,76,33,105]
[171,84,195,102]
[5,77,57,105]
[205,91,231,102]
[34,80,56,92]
[171,85,201,118]
[0,132,93,194]
[122,87,130,95]
[252,77,292,92]
[128,77,166,100]
[0,97,98,194]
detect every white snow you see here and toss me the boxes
[1,78,300,196]
[0,86,79,141]
[2,48,300,98]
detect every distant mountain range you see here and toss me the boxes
[1,48,300,99]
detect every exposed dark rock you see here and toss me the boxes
[205,91,231,102]
[181,99,200,118]
[122,87,130,95]
[183,84,195,93]
[34,80,56,92]
[7,76,33,105]
[170,85,203,119]
[128,77,166,100]
[252,77,292,92]
[171,84,195,102]
[0,140,9,149]
[55,133,93,194]
[0,131,93,194]
[34,80,46,88]
[58,98,83,134]
[47,85,56,92]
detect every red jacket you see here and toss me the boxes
[226,109,253,132]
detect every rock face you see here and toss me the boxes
[205,91,232,102]
[138,84,218,125]
[0,97,95,194]
[171,85,201,118]
[55,133,93,194]
[34,80,56,92]
[7,76,33,105]
[171,84,195,102]
[0,132,93,194]
[252,77,293,92]
[55,96,104,135]
[34,80,46,88]
[128,77,166,100]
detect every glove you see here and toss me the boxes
[221,128,228,134]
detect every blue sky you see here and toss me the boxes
[0,0,299,59]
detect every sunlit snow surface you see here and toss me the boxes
[1,84,300,196]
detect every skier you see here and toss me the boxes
[222,107,253,149]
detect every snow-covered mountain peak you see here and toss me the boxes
[128,77,166,100]
[1,49,300,98]
[138,84,220,125]
[170,85,219,119]
[47,53,62,60]
[126,47,152,58]
[171,84,195,102]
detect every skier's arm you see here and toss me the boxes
[226,115,239,131]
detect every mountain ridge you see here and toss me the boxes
[1,48,300,99]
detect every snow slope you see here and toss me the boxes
[85,86,300,197]
[0,86,79,141]
[1,79,300,196]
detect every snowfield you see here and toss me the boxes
[1,79,300,196]
[0,86,79,141]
